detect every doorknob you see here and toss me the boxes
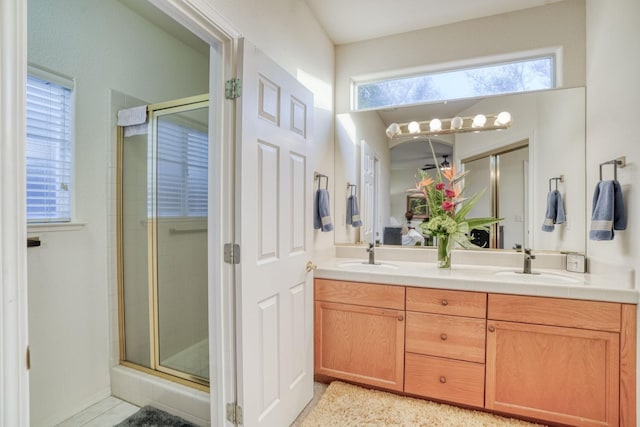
[306,261,317,272]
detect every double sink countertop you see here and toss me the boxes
[315,246,638,304]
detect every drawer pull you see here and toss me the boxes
[488,325,496,332]
[440,333,448,341]
[397,315,404,321]
[439,376,447,384]
[441,299,449,306]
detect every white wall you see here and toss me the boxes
[455,88,586,253]
[27,1,209,425]
[335,0,586,114]
[335,111,390,244]
[585,0,640,415]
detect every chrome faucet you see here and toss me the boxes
[366,243,376,265]
[523,248,536,274]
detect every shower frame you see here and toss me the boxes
[116,93,210,391]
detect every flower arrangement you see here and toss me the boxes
[413,142,502,268]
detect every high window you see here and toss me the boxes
[355,55,555,111]
[26,72,73,222]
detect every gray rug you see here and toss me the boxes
[115,405,198,426]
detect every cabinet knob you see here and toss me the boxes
[488,325,496,332]
[397,315,404,321]
[441,299,449,306]
[439,376,447,384]
[440,333,448,341]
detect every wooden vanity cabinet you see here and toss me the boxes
[486,294,623,427]
[314,279,405,391]
[404,288,487,407]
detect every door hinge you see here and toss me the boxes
[226,402,243,425]
[224,243,240,264]
[26,346,30,370]
[225,78,242,99]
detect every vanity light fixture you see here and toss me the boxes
[385,111,512,141]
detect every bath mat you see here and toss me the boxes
[301,381,546,427]
[115,405,198,426]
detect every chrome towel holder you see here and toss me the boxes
[548,175,564,191]
[599,157,626,181]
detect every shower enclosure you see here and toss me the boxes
[117,94,210,388]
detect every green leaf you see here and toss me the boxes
[454,189,486,222]
[466,216,503,230]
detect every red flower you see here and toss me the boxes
[445,189,456,199]
[435,182,445,190]
[442,201,455,211]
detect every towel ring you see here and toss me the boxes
[599,157,626,181]
[548,175,564,192]
[314,172,329,190]
[347,183,357,196]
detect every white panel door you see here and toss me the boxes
[236,38,314,426]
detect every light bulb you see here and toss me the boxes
[472,114,487,128]
[386,123,401,138]
[408,121,421,134]
[496,111,512,125]
[429,118,442,132]
[451,116,463,130]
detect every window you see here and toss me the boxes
[26,73,73,222]
[355,55,555,110]
[156,118,208,217]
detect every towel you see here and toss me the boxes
[117,106,147,126]
[589,180,626,240]
[314,189,333,232]
[541,190,566,232]
[346,195,362,228]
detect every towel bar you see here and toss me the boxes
[314,172,329,189]
[548,175,564,191]
[347,183,357,195]
[599,157,626,181]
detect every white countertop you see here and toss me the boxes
[316,257,639,304]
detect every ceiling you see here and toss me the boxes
[305,0,564,45]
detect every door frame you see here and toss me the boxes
[149,1,240,425]
[0,0,30,424]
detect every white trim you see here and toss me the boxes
[149,2,238,426]
[27,64,75,89]
[27,222,87,233]
[0,0,30,424]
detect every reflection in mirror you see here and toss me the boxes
[334,87,586,253]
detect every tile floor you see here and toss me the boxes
[57,381,327,427]
[55,397,138,427]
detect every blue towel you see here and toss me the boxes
[314,189,333,232]
[541,190,566,232]
[346,195,362,228]
[589,180,626,240]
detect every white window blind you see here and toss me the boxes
[26,74,73,222]
[156,118,208,217]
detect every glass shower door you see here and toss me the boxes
[152,100,209,383]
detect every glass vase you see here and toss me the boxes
[437,235,451,269]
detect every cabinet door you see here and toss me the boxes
[486,320,619,427]
[314,301,404,391]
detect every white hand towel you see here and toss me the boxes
[117,106,147,126]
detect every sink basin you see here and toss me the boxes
[494,271,580,284]
[337,261,399,271]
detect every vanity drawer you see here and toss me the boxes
[406,312,486,363]
[406,287,486,318]
[405,353,485,408]
[488,294,621,332]
[315,279,405,310]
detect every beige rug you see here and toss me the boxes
[301,381,545,427]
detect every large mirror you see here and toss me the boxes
[334,87,586,253]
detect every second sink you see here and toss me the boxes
[337,261,399,271]
[494,270,580,284]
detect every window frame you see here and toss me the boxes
[351,47,562,112]
[26,65,75,224]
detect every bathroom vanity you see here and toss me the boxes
[314,254,637,427]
